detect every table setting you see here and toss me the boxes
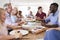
[9,18,47,40]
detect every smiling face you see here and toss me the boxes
[12,7,18,15]
[12,9,17,15]
[50,5,57,13]
[7,3,12,14]
[38,8,42,14]
[50,3,58,13]
[7,8,12,14]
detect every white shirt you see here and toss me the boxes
[5,12,18,26]
[5,12,12,25]
[0,23,8,35]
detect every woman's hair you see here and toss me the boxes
[17,11,23,18]
[0,8,5,21]
[0,8,5,16]
[14,7,18,16]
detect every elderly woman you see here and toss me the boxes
[0,8,22,40]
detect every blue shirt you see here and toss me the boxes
[45,10,59,25]
[58,11,60,26]
[11,15,17,23]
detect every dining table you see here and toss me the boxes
[6,18,48,40]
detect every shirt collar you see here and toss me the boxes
[51,10,59,16]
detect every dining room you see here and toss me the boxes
[0,0,60,40]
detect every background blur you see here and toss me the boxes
[0,0,60,16]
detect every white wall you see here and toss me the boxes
[11,0,53,16]
[53,0,60,11]
[0,0,55,16]
[0,0,9,8]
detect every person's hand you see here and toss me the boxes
[0,35,15,40]
[18,21,25,25]
[48,27,60,31]
[46,28,56,31]
[36,17,41,20]
[14,33,22,38]
[8,35,16,39]
[55,27,60,31]
[41,22,46,26]
[19,33,22,38]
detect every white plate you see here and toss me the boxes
[36,26,45,29]
[19,30,29,35]
[22,25,29,29]
[10,30,29,36]
[31,29,42,33]
[10,30,17,35]
[22,24,36,29]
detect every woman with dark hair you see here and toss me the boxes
[17,11,25,25]
[17,11,23,18]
